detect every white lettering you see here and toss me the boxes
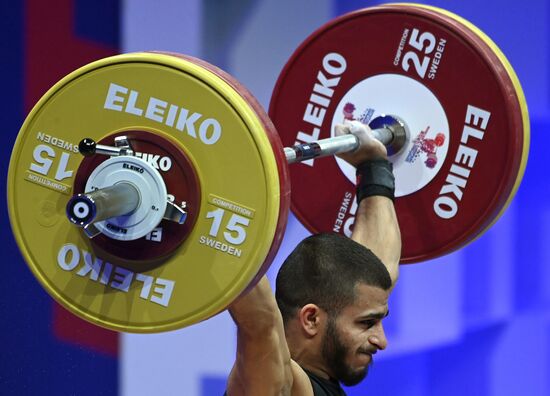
[104,83,127,111]
[434,196,458,219]
[158,156,171,171]
[295,52,347,167]
[322,52,347,75]
[303,104,326,127]
[111,266,134,292]
[313,71,340,98]
[100,262,113,285]
[465,105,491,130]
[125,90,144,116]
[199,235,243,258]
[36,132,79,153]
[134,153,172,172]
[165,104,179,127]
[461,125,484,145]
[333,191,352,232]
[30,144,55,176]
[199,118,222,145]
[56,244,175,307]
[455,145,478,168]
[146,227,163,242]
[104,83,222,145]
[427,38,446,80]
[145,97,167,122]
[57,244,80,271]
[440,174,467,201]
[76,251,102,281]
[434,105,491,219]
[135,273,154,300]
[54,152,73,181]
[176,108,200,136]
[150,278,175,307]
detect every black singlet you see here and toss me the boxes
[223,369,346,396]
[304,369,347,396]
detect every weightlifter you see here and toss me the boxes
[226,122,401,395]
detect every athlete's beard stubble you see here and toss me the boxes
[321,317,371,387]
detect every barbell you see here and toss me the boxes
[7,4,529,333]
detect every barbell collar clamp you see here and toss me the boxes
[79,137,135,157]
[368,115,408,156]
[163,201,188,224]
[83,223,101,239]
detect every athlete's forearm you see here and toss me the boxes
[351,195,401,285]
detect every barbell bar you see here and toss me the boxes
[68,115,402,232]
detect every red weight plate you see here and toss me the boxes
[269,5,528,263]
[74,130,201,264]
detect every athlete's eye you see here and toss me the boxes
[361,320,377,329]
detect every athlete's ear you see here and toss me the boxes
[298,304,325,336]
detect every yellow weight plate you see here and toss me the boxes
[8,52,289,333]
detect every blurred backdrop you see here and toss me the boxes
[1,0,548,395]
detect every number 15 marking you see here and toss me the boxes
[206,208,250,245]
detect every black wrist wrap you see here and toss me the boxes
[356,159,395,203]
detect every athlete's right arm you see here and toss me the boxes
[226,276,313,396]
[335,122,401,285]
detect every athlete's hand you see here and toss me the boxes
[335,120,387,167]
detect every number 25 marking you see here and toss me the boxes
[401,28,436,79]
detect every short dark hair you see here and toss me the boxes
[275,233,392,324]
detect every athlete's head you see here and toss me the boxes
[276,233,392,385]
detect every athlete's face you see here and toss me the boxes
[321,283,389,386]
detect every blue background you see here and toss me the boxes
[1,1,548,395]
